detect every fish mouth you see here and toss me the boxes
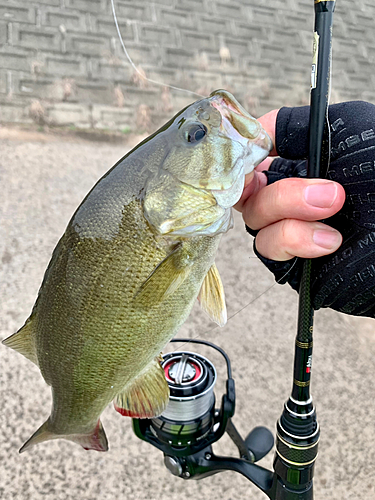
[208,90,272,208]
[209,89,272,175]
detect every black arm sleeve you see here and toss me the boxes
[275,101,375,161]
[247,101,375,318]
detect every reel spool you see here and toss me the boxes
[133,340,275,486]
[150,351,217,447]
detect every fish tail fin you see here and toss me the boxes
[2,318,38,366]
[20,419,108,453]
[72,420,109,452]
[19,419,55,453]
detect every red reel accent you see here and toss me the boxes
[164,358,202,383]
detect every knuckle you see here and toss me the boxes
[273,178,302,207]
[273,179,289,205]
[280,219,303,250]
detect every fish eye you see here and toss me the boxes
[186,124,207,143]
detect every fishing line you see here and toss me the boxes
[172,257,299,353]
[111,0,296,333]
[110,0,297,349]
[110,0,205,99]
[110,2,339,353]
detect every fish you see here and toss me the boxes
[2,90,272,453]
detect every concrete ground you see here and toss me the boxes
[0,131,374,500]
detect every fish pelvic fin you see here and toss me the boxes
[198,262,227,327]
[2,318,38,366]
[20,419,108,453]
[133,244,192,306]
[114,356,169,418]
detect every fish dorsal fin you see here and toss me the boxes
[134,244,192,306]
[114,356,169,418]
[2,318,38,366]
[198,263,227,327]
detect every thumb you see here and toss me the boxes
[257,109,279,157]
[234,170,268,213]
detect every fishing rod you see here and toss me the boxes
[132,1,335,499]
[272,1,336,498]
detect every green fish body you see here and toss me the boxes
[3,90,272,452]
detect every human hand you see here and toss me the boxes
[235,110,345,261]
[236,101,375,318]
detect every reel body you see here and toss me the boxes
[133,340,275,489]
[133,341,236,459]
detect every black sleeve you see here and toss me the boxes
[247,101,375,319]
[275,101,375,161]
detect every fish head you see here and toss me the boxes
[143,90,272,237]
[161,89,272,209]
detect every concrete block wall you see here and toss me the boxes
[0,0,374,132]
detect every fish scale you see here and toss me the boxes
[3,90,272,452]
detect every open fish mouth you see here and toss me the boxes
[208,90,272,209]
[209,89,272,174]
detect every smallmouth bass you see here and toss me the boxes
[3,90,272,452]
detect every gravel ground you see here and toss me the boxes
[0,132,374,500]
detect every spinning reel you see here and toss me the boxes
[133,339,318,499]
[133,340,274,469]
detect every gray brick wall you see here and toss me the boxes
[0,0,374,132]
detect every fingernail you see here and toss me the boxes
[304,182,338,208]
[313,229,341,249]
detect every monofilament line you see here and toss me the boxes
[172,258,300,353]
[110,0,205,99]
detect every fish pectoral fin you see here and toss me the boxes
[134,244,192,306]
[20,419,108,453]
[2,318,38,366]
[198,263,227,327]
[114,356,169,418]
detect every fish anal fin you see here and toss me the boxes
[114,356,169,418]
[198,263,227,327]
[2,318,38,366]
[134,245,192,306]
[20,419,108,453]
